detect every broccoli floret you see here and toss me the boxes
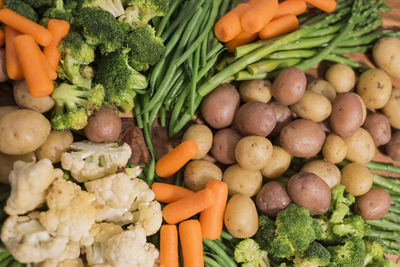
[332,215,369,238]
[4,0,39,22]
[119,0,169,28]
[255,215,276,251]
[51,83,105,130]
[22,0,52,8]
[41,0,77,25]
[314,217,339,244]
[234,239,271,267]
[293,242,331,267]
[128,58,149,72]
[363,237,388,266]
[329,185,355,223]
[327,237,365,267]
[80,0,125,17]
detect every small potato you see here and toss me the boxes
[325,63,355,93]
[13,80,55,113]
[261,145,291,179]
[224,194,258,238]
[84,106,122,143]
[355,94,367,125]
[0,152,35,184]
[268,101,292,138]
[386,131,400,161]
[355,188,391,220]
[235,136,273,171]
[301,160,341,189]
[211,128,242,165]
[344,128,375,164]
[35,130,73,163]
[256,182,291,217]
[184,160,222,192]
[239,79,272,103]
[322,134,347,164]
[341,163,372,196]
[382,88,400,129]
[201,84,240,129]
[223,164,262,197]
[357,69,392,109]
[363,113,391,146]
[0,106,19,119]
[373,37,400,80]
[183,124,213,159]
[272,67,306,105]
[290,90,332,122]
[307,79,336,102]
[234,102,276,137]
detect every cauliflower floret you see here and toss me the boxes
[5,159,63,215]
[55,258,84,267]
[132,201,163,237]
[34,241,81,267]
[39,178,96,246]
[1,214,68,263]
[61,141,132,182]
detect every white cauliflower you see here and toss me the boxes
[5,159,62,215]
[61,141,132,182]
[39,178,96,246]
[34,241,81,267]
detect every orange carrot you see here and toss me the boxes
[305,0,336,13]
[241,0,279,34]
[155,140,198,178]
[0,0,3,9]
[259,14,299,40]
[0,9,53,46]
[274,0,307,18]
[163,188,214,225]
[214,3,251,42]
[0,29,4,47]
[14,35,54,97]
[152,182,195,203]
[225,31,258,52]
[40,50,57,80]
[5,26,23,80]
[179,220,204,267]
[44,19,70,70]
[160,225,179,267]
[200,180,228,240]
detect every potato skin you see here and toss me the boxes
[256,182,291,217]
[344,128,375,165]
[235,136,273,171]
[224,194,258,238]
[268,101,292,138]
[13,80,55,113]
[183,124,213,159]
[386,131,400,161]
[234,102,276,137]
[35,130,73,163]
[211,128,242,165]
[301,160,341,189]
[239,79,272,103]
[341,163,372,196]
[184,160,222,192]
[0,152,35,184]
[0,106,19,119]
[363,113,391,146]
[382,88,400,129]
[290,90,332,122]
[357,69,392,109]
[373,36,400,80]
[325,63,355,93]
[322,134,347,164]
[307,79,336,102]
[355,188,391,220]
[261,145,291,179]
[84,106,121,143]
[272,67,306,105]
[201,84,240,129]
[223,164,262,197]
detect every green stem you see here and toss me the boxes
[325,54,361,68]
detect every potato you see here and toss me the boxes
[355,188,391,220]
[307,79,336,102]
[239,79,272,103]
[287,172,331,215]
[373,37,400,80]
[184,160,222,192]
[201,84,240,129]
[386,131,400,161]
[0,106,19,119]
[301,160,341,189]
[268,101,292,138]
[322,134,347,164]
[280,119,326,158]
[271,67,306,105]
[211,128,242,165]
[355,94,367,125]
[290,90,332,122]
[235,136,273,171]
[0,49,6,83]
[363,113,391,146]
[0,109,51,155]
[329,92,363,138]
[341,163,372,196]
[223,164,262,197]
[35,130,73,163]
[234,102,276,137]
[0,152,35,184]
[256,182,291,217]
[13,80,55,113]
[261,145,291,179]
[344,128,375,164]
[224,194,258,238]
[84,106,122,143]
[357,69,392,109]
[183,124,213,159]
[382,88,400,129]
[325,63,355,93]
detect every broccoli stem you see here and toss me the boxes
[203,239,237,267]
[366,162,400,175]
[367,219,400,231]
[235,71,268,81]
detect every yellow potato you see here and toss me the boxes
[357,69,392,109]
[341,163,373,196]
[322,134,347,164]
[382,88,400,129]
[223,164,262,197]
[325,63,355,93]
[373,37,400,80]
[0,152,36,184]
[290,90,332,122]
[235,136,273,171]
[35,130,73,163]
[344,128,375,164]
[184,160,222,192]
[239,79,272,103]
[182,124,213,159]
[13,80,55,113]
[301,160,341,188]
[261,146,291,179]
[307,79,336,102]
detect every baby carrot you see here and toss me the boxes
[225,31,258,52]
[0,9,53,46]
[179,220,204,267]
[274,0,307,18]
[200,180,228,240]
[4,26,23,80]
[259,14,299,40]
[40,50,57,80]
[163,188,214,225]
[44,19,70,70]
[152,182,195,203]
[0,0,3,9]
[155,140,198,178]
[305,0,336,13]
[160,225,179,267]
[241,0,279,33]
[14,35,54,97]
[0,29,4,47]
[214,3,251,42]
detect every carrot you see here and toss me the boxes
[214,3,251,42]
[14,35,54,97]
[305,0,336,13]
[163,188,214,224]
[241,0,279,34]
[44,19,70,70]
[4,26,23,80]
[40,50,58,80]
[0,29,4,47]
[225,31,258,52]
[160,225,179,267]
[179,220,204,267]
[0,0,3,9]
[155,140,198,178]
[0,9,53,46]
[200,180,228,240]
[259,14,299,40]
[152,182,195,203]
[274,0,307,18]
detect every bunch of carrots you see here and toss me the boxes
[0,8,69,98]
[214,0,337,52]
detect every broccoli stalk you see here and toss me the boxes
[119,0,169,28]
[293,242,331,267]
[80,0,125,17]
[332,216,370,238]
[234,239,270,267]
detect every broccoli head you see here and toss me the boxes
[314,216,339,245]
[119,0,169,28]
[329,185,355,223]
[22,0,52,8]
[363,237,390,266]
[234,239,271,267]
[255,215,276,251]
[41,0,77,25]
[327,237,365,267]
[80,0,125,17]
[293,242,331,267]
[4,0,39,22]
[332,215,369,238]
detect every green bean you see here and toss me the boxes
[190,46,201,115]
[156,0,184,37]
[206,43,225,61]
[164,75,186,110]
[201,38,208,68]
[146,157,155,186]
[133,97,144,129]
